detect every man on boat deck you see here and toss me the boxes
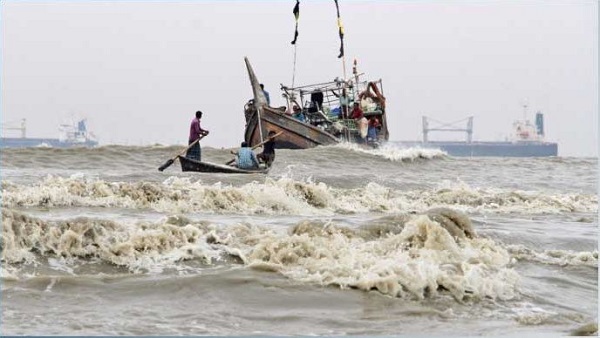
[367,116,382,142]
[350,102,364,120]
[187,110,209,161]
[260,84,270,106]
[331,88,352,119]
[235,142,260,170]
[257,130,277,168]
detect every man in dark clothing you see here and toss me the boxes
[260,83,270,106]
[257,130,277,168]
[187,110,209,161]
[309,90,324,113]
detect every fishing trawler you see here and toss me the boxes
[243,58,389,149]
[1,118,98,148]
[242,0,389,150]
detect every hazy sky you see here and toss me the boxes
[1,0,598,156]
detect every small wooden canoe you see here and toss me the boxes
[179,156,269,174]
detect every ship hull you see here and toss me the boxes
[1,138,98,148]
[398,141,558,157]
[244,107,339,149]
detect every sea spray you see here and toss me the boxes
[333,142,448,161]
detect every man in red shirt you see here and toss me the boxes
[187,111,209,161]
[350,102,364,120]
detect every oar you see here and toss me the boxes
[158,134,207,172]
[225,131,283,166]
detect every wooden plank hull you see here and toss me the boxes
[179,156,269,174]
[244,107,340,149]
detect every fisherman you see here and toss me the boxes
[260,83,271,106]
[350,103,368,142]
[234,141,260,170]
[292,105,305,122]
[331,88,352,119]
[367,116,381,142]
[187,110,209,161]
[350,102,364,120]
[257,130,277,168]
[310,90,324,112]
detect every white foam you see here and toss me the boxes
[507,245,598,267]
[238,215,520,301]
[512,303,559,325]
[334,142,447,161]
[3,209,521,302]
[2,175,597,216]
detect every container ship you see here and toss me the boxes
[398,110,558,157]
[1,118,98,148]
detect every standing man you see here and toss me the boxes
[331,88,352,119]
[260,83,270,106]
[187,110,209,161]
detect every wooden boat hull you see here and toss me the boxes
[179,156,269,174]
[244,106,340,149]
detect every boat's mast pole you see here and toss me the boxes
[257,106,264,142]
[342,56,347,84]
[353,59,359,96]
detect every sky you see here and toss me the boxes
[1,0,598,156]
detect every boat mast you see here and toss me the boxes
[244,57,267,142]
[341,54,347,83]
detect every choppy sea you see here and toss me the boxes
[1,143,597,336]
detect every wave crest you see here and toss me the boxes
[2,208,520,302]
[333,142,447,161]
[2,175,597,215]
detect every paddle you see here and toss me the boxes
[158,134,207,172]
[225,131,283,166]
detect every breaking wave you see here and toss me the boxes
[2,175,597,215]
[333,142,448,161]
[1,208,519,302]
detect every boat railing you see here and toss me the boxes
[338,119,358,131]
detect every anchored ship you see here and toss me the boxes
[1,118,98,148]
[398,109,558,157]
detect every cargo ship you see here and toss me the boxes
[1,118,98,148]
[397,110,558,157]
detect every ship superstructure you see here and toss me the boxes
[399,107,558,157]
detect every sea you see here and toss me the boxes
[1,143,597,337]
